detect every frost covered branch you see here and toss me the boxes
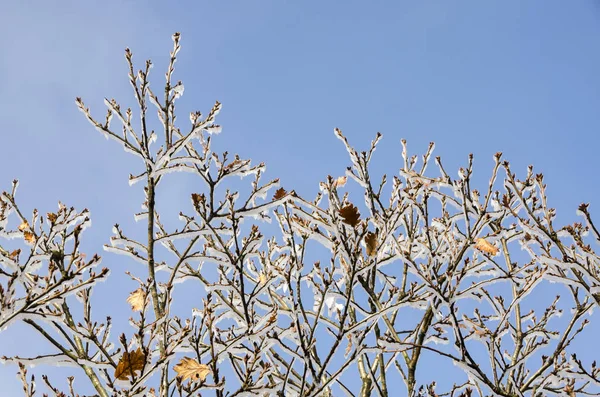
[1,33,599,397]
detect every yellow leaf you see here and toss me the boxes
[23,231,35,244]
[114,348,145,380]
[339,204,360,227]
[18,221,29,231]
[258,272,267,285]
[474,238,498,256]
[272,188,287,200]
[126,288,146,312]
[365,232,378,257]
[173,357,211,382]
[334,176,347,188]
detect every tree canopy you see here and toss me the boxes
[1,33,599,397]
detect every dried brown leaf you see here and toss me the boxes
[127,288,146,312]
[191,193,204,207]
[18,221,29,232]
[9,249,20,260]
[474,238,498,256]
[339,204,360,227]
[23,231,35,244]
[273,188,287,200]
[47,212,58,223]
[365,232,378,257]
[114,348,145,380]
[173,357,211,382]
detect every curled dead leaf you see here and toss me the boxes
[127,288,146,312]
[273,188,287,200]
[474,238,498,256]
[18,221,29,231]
[9,249,20,260]
[114,348,145,381]
[47,212,57,223]
[173,357,211,382]
[23,231,35,244]
[191,193,205,207]
[365,232,378,257]
[339,204,360,227]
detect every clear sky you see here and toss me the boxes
[1,1,599,395]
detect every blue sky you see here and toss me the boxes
[1,1,600,395]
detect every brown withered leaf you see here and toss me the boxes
[18,221,29,231]
[9,249,20,260]
[339,204,360,227]
[174,357,211,382]
[365,232,378,257]
[127,288,146,312]
[474,238,498,256]
[273,188,287,200]
[114,348,145,380]
[191,193,204,207]
[47,212,58,223]
[23,231,35,244]
[334,176,347,188]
